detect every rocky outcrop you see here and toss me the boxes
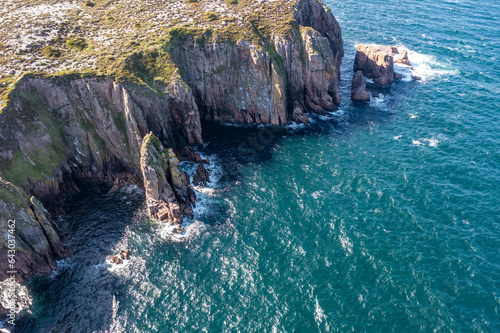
[192,163,210,187]
[0,76,202,281]
[119,249,130,260]
[295,0,344,71]
[165,0,344,124]
[140,133,196,225]
[0,178,70,282]
[351,70,370,102]
[353,44,396,86]
[395,50,411,66]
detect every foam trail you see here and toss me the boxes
[395,46,458,81]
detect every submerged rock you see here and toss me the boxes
[351,70,370,102]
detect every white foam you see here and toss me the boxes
[396,46,458,81]
[413,138,439,147]
[339,221,353,255]
[314,298,329,330]
[393,63,413,82]
[370,94,387,108]
[412,140,424,146]
[394,135,402,140]
[285,121,306,131]
[422,138,439,147]
[106,258,131,273]
[312,191,324,199]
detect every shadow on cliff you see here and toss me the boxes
[15,181,145,333]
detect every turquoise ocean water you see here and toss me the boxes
[17,0,500,331]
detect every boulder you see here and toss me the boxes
[412,74,421,81]
[395,50,411,66]
[111,256,123,264]
[394,73,403,80]
[353,44,396,86]
[351,70,370,102]
[192,163,210,187]
[292,105,310,124]
[119,249,130,260]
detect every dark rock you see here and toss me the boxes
[292,105,310,124]
[119,249,130,260]
[351,70,370,102]
[412,74,422,81]
[111,256,123,264]
[179,145,203,163]
[192,163,210,187]
[394,73,403,80]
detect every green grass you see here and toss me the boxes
[202,11,219,22]
[141,132,167,167]
[0,91,66,184]
[0,178,28,207]
[41,46,62,59]
[65,37,89,50]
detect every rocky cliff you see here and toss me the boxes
[0,76,202,282]
[0,0,344,283]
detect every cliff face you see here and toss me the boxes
[0,178,70,282]
[0,0,343,283]
[167,0,343,124]
[0,76,202,281]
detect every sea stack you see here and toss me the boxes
[395,50,412,66]
[351,70,370,102]
[353,44,396,85]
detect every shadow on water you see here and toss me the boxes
[198,77,409,186]
[16,182,145,333]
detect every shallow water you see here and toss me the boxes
[16,0,500,331]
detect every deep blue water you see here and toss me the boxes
[16,0,500,332]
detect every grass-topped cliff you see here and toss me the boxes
[0,0,303,108]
